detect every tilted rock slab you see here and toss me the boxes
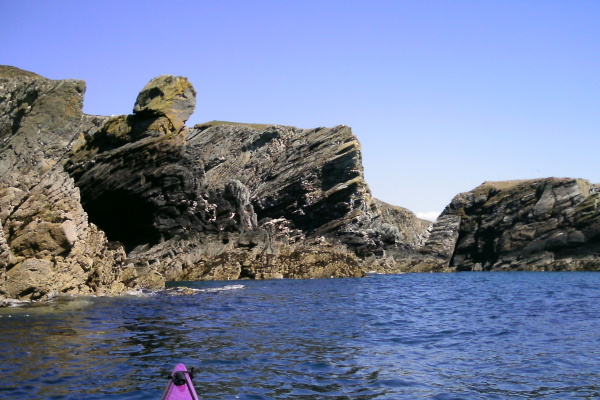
[0,65,431,301]
[67,96,431,281]
[187,121,431,255]
[421,178,600,271]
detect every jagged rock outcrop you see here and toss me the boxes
[66,96,430,281]
[129,219,364,282]
[187,121,430,256]
[1,65,431,301]
[0,66,148,302]
[3,65,599,303]
[133,75,196,132]
[421,178,600,271]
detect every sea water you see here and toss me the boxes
[0,272,599,399]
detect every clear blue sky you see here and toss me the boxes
[2,1,599,220]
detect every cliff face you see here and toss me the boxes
[186,122,430,256]
[421,178,600,271]
[1,66,431,302]
[6,65,595,303]
[0,66,142,301]
[66,83,431,282]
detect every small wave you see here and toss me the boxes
[1,298,31,308]
[125,288,158,297]
[198,284,246,293]
[126,284,246,297]
[0,296,94,315]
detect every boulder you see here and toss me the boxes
[133,75,196,132]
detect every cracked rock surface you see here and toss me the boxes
[421,178,600,271]
[1,66,431,302]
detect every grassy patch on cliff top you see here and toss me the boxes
[474,178,571,195]
[195,120,279,130]
[467,178,590,208]
[478,179,542,191]
[477,178,587,193]
[0,65,43,79]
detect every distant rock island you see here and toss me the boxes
[1,66,599,303]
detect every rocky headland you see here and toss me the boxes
[1,66,599,303]
[421,178,600,271]
[0,66,430,302]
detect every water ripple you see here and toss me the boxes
[1,273,599,399]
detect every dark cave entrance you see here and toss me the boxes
[81,189,160,252]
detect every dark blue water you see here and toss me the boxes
[1,272,599,399]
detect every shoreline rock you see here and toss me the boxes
[2,65,599,303]
[1,66,430,302]
[0,66,138,301]
[420,178,600,271]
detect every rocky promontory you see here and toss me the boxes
[0,66,134,302]
[421,178,600,271]
[0,66,430,302]
[2,66,599,303]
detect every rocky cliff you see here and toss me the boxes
[4,65,596,303]
[421,178,600,271]
[1,66,431,302]
[0,66,140,302]
[65,78,431,282]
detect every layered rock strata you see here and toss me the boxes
[186,121,430,257]
[6,65,596,304]
[421,178,600,271]
[66,96,431,281]
[1,66,431,301]
[0,66,146,301]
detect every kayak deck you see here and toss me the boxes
[161,363,200,400]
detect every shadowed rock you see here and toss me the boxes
[421,178,600,271]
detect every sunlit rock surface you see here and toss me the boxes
[421,179,600,271]
[0,66,144,301]
[1,66,431,301]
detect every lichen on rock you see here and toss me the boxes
[133,75,196,132]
